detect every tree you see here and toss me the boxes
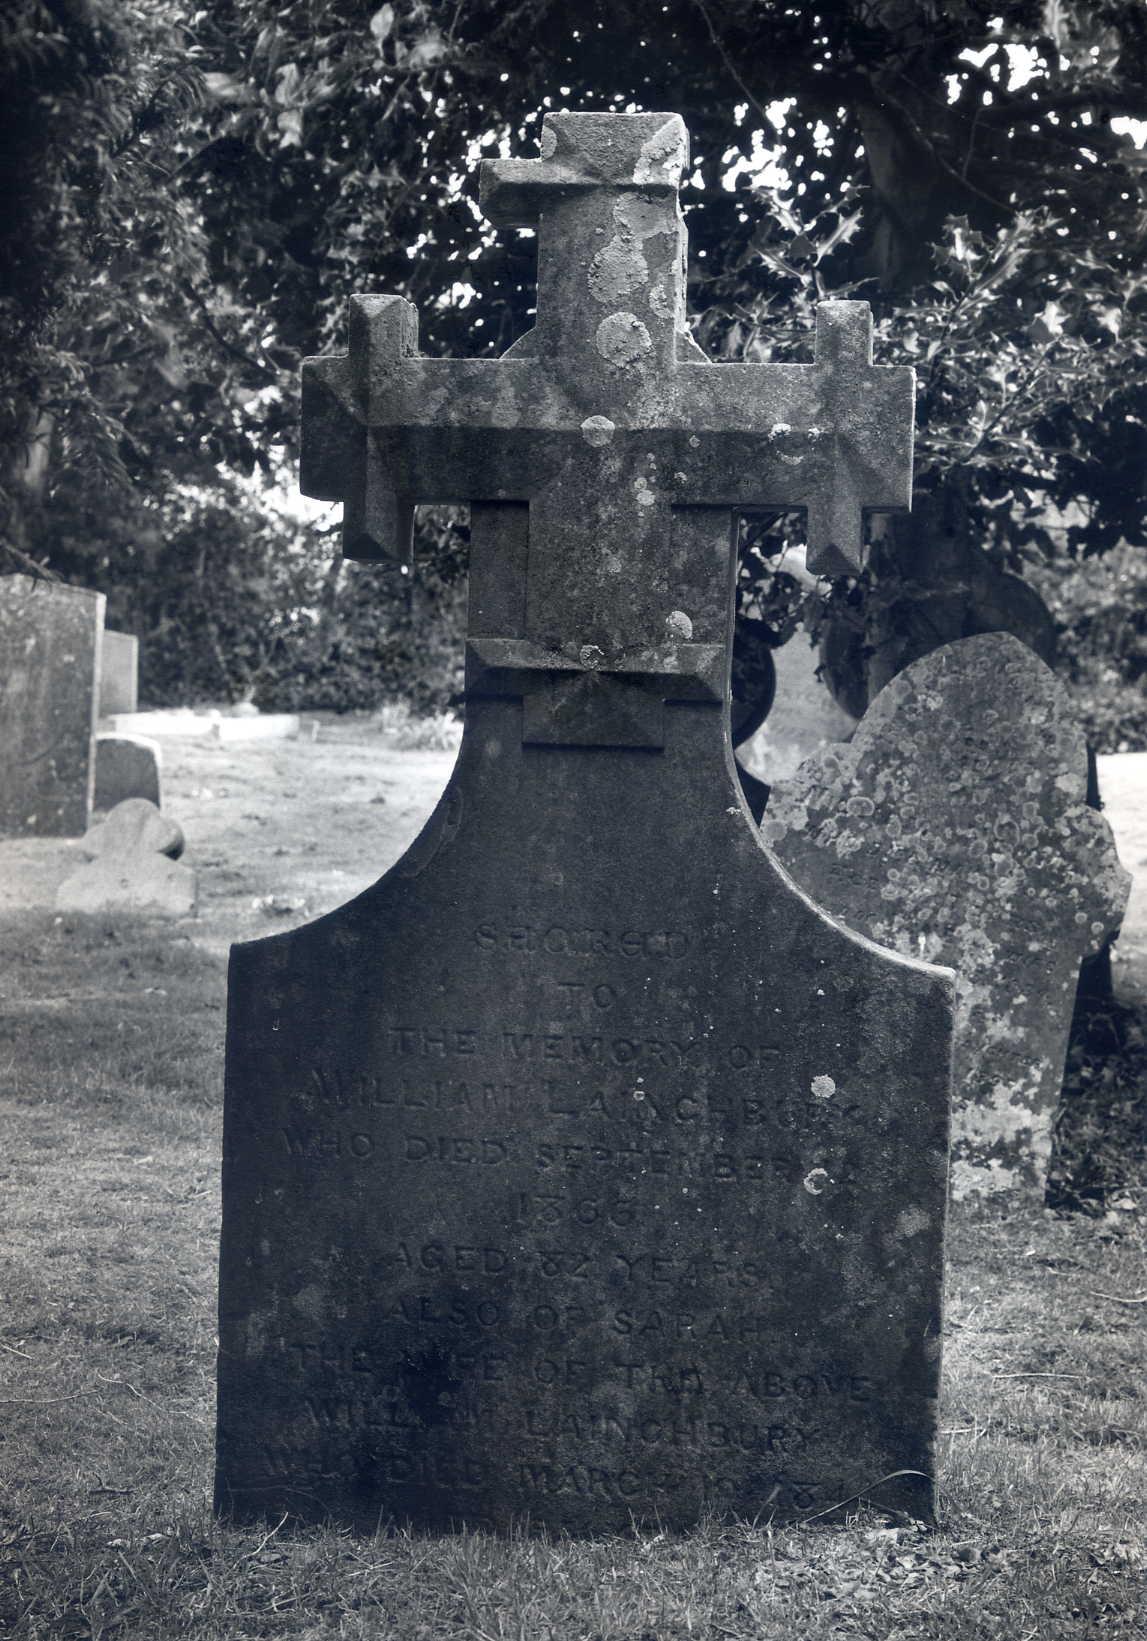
[0,0,209,564]
[6,0,1147,722]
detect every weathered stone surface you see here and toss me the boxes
[0,574,104,837]
[216,111,951,1536]
[81,798,184,861]
[56,851,197,918]
[764,634,1130,1202]
[94,735,162,810]
[98,630,139,717]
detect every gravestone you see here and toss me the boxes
[0,574,104,837]
[764,634,1130,1201]
[216,111,954,1534]
[58,797,195,917]
[94,733,162,810]
[98,630,139,717]
[81,797,183,860]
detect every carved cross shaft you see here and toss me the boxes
[302,111,915,749]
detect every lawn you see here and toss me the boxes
[1,723,1144,1639]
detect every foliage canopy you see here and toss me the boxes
[2,0,1146,722]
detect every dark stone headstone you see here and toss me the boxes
[94,733,162,810]
[98,630,139,717]
[216,111,953,1534]
[764,634,1130,1201]
[0,574,104,837]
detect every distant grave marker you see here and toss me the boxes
[765,634,1130,1200]
[0,574,104,837]
[98,630,139,717]
[216,111,953,1533]
[95,733,162,810]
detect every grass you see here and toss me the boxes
[1,908,1145,1639]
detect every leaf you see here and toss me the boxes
[277,108,304,148]
[407,28,447,69]
[370,5,395,44]
[273,63,301,107]
[203,72,249,106]
[1031,301,1064,344]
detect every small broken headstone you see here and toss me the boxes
[0,574,104,836]
[94,734,162,810]
[764,633,1130,1201]
[58,797,196,918]
[82,797,183,860]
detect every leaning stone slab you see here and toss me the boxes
[107,709,219,738]
[98,630,139,717]
[764,633,1130,1202]
[81,798,184,861]
[216,111,952,1536]
[94,734,161,810]
[56,851,197,918]
[0,574,104,836]
[212,714,300,743]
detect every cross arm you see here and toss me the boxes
[671,303,915,577]
[301,295,561,561]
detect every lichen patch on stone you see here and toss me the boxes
[633,116,687,185]
[894,1207,931,1238]
[595,312,653,368]
[580,414,616,447]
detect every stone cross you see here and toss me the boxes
[217,111,951,1537]
[302,112,913,748]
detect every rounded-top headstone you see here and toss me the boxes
[764,632,1131,1201]
[81,797,184,861]
[94,734,161,810]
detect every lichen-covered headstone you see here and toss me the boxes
[764,633,1130,1202]
[216,110,953,1535]
[0,574,104,836]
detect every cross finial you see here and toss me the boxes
[480,113,690,367]
[299,110,916,745]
